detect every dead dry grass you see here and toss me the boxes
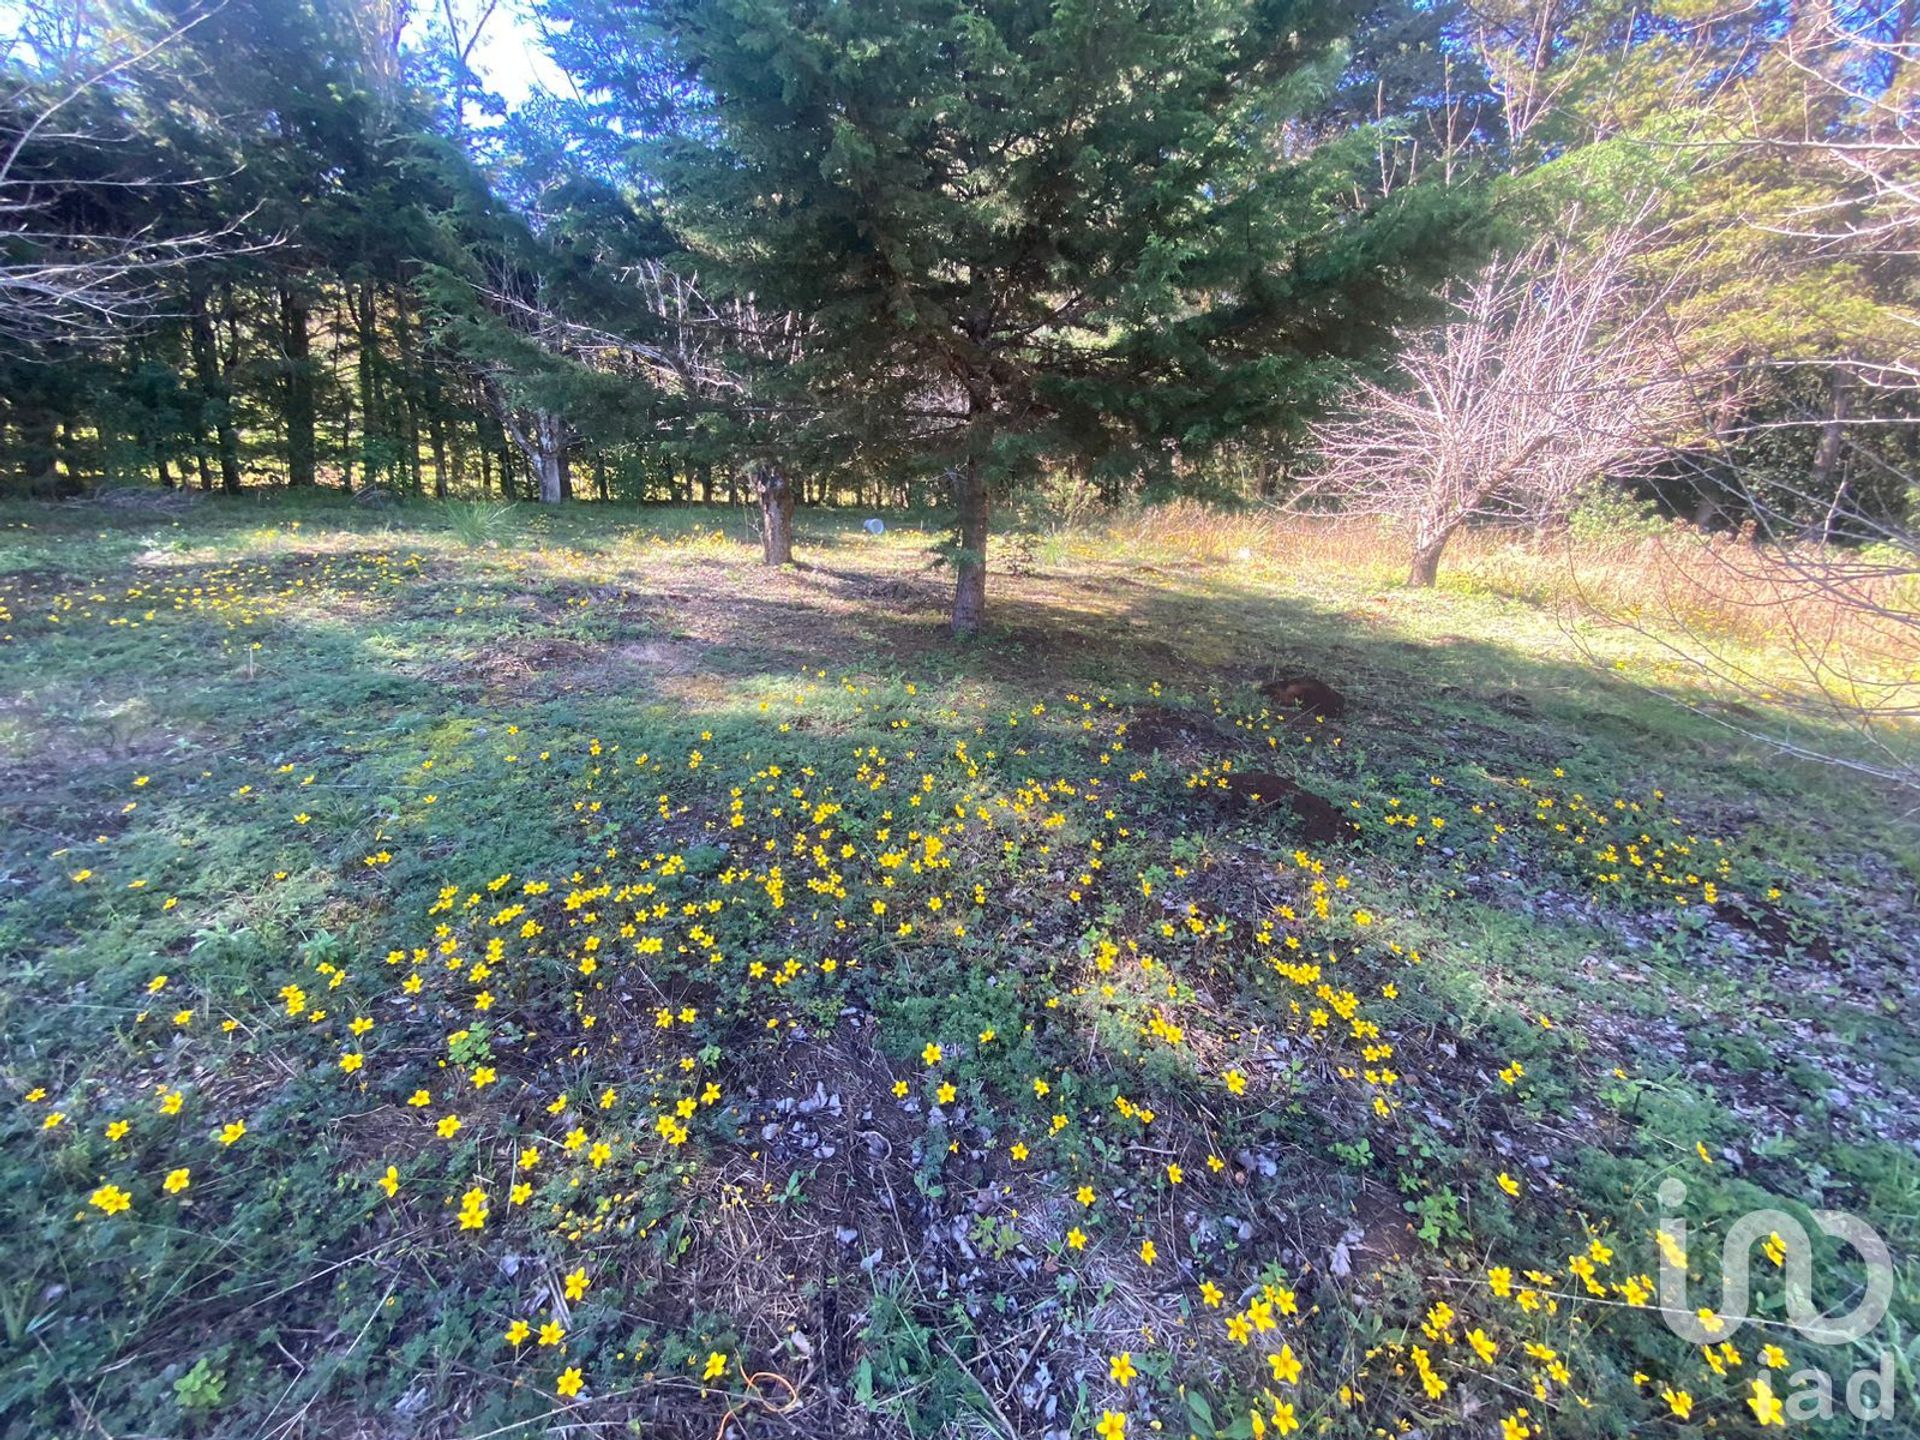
[1100,504,1909,645]
[1090,503,1920,741]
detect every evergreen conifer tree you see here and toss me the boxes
[544,0,1486,630]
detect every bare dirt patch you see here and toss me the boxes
[1207,770,1347,844]
[1120,704,1232,758]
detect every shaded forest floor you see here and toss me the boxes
[2,493,1917,1439]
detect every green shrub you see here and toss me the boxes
[442,498,519,548]
[1568,480,1666,541]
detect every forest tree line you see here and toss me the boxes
[3,0,1915,622]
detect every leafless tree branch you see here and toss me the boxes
[1301,206,1700,585]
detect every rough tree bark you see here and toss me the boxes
[188,281,240,495]
[950,456,990,634]
[949,374,994,636]
[280,286,315,487]
[755,463,794,564]
[1408,524,1452,587]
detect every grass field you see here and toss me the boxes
[2,493,1916,1439]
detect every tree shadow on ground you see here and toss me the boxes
[8,510,1920,1440]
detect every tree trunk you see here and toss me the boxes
[486,384,569,504]
[535,447,564,504]
[428,409,450,499]
[523,411,568,502]
[337,321,355,493]
[756,463,794,564]
[355,281,383,486]
[949,372,995,634]
[188,282,241,495]
[60,420,86,490]
[281,286,316,487]
[392,288,425,493]
[698,461,712,504]
[950,456,990,634]
[1809,368,1849,538]
[339,393,354,493]
[20,408,58,493]
[1408,526,1451,587]
[447,417,467,495]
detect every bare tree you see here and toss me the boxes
[0,3,258,348]
[1304,213,1697,585]
[451,246,815,533]
[1469,0,1586,159]
[1590,10,1920,794]
[621,260,813,560]
[433,0,501,135]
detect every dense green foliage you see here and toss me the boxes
[7,0,1910,599]
[541,0,1485,625]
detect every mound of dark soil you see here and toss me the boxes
[1714,895,1835,964]
[1123,705,1225,754]
[1260,676,1347,719]
[1213,770,1345,844]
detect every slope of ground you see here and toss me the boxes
[1,496,1915,1439]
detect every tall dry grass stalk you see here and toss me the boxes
[1100,503,1407,579]
[1092,503,1919,779]
[1568,529,1919,788]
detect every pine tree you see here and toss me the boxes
[543,0,1486,632]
